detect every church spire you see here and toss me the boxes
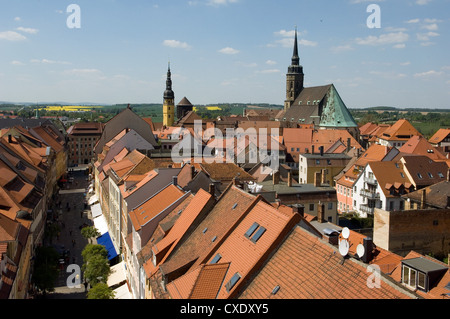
[291,26,299,66]
[164,61,174,99]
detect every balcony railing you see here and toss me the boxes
[360,189,380,199]
[364,176,378,186]
[359,204,375,215]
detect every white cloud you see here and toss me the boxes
[355,32,409,46]
[163,39,192,50]
[299,39,318,47]
[11,60,25,66]
[422,23,438,31]
[31,59,71,65]
[17,27,39,34]
[400,62,411,66]
[207,0,238,6]
[416,0,432,5]
[0,31,27,41]
[274,29,296,38]
[417,31,439,41]
[414,70,443,78]
[218,47,239,55]
[64,68,104,77]
[393,43,406,49]
[405,18,420,24]
[265,60,277,65]
[331,45,354,53]
[14,17,21,22]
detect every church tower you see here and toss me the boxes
[284,27,304,111]
[163,63,175,127]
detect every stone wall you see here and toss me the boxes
[374,208,450,258]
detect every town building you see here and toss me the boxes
[67,122,103,166]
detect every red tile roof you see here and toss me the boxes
[429,128,450,145]
[239,226,416,299]
[129,185,186,232]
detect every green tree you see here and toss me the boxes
[87,282,116,299]
[81,226,100,244]
[83,254,111,285]
[31,246,60,297]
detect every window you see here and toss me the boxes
[427,172,433,178]
[418,272,426,290]
[251,227,266,243]
[328,202,333,210]
[244,222,259,238]
[316,160,320,165]
[309,204,315,211]
[225,273,241,292]
[417,173,423,179]
[400,172,405,178]
[210,253,222,264]
[437,172,444,178]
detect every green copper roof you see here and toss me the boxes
[320,84,358,128]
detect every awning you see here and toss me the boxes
[96,232,118,261]
[93,214,108,235]
[113,283,132,299]
[107,261,127,288]
[90,203,102,219]
[88,194,99,205]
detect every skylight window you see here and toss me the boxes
[438,172,444,178]
[251,226,266,243]
[225,272,241,292]
[427,172,433,178]
[244,222,259,238]
[232,203,238,209]
[210,253,222,264]
[417,173,423,179]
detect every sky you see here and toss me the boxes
[0,0,449,109]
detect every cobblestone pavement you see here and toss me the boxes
[46,169,94,299]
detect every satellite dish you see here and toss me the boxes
[338,239,349,257]
[341,227,350,239]
[356,244,365,258]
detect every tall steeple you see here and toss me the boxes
[163,62,175,127]
[284,26,304,111]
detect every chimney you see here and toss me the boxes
[320,146,324,157]
[447,168,450,182]
[317,203,325,223]
[446,196,450,209]
[287,171,292,187]
[311,145,315,154]
[191,165,196,179]
[292,204,304,217]
[8,135,12,143]
[172,176,178,187]
[209,183,216,196]
[362,237,373,263]
[273,170,280,185]
[314,171,321,187]
[420,188,426,209]
[347,138,351,153]
[321,169,327,185]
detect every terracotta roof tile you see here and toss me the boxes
[239,226,415,299]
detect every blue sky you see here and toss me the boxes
[0,0,449,108]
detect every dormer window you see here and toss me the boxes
[401,257,447,292]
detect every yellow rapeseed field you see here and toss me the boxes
[43,106,103,112]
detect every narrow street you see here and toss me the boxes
[46,168,94,299]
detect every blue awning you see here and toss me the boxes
[97,232,118,261]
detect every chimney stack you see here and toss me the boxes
[287,171,292,187]
[292,204,304,217]
[347,138,351,153]
[8,135,12,143]
[172,176,178,187]
[314,171,321,187]
[320,146,324,157]
[273,170,280,185]
[447,168,450,182]
[421,188,426,209]
[362,237,373,263]
[191,165,196,179]
[317,203,325,223]
[209,183,216,197]
[312,145,315,154]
